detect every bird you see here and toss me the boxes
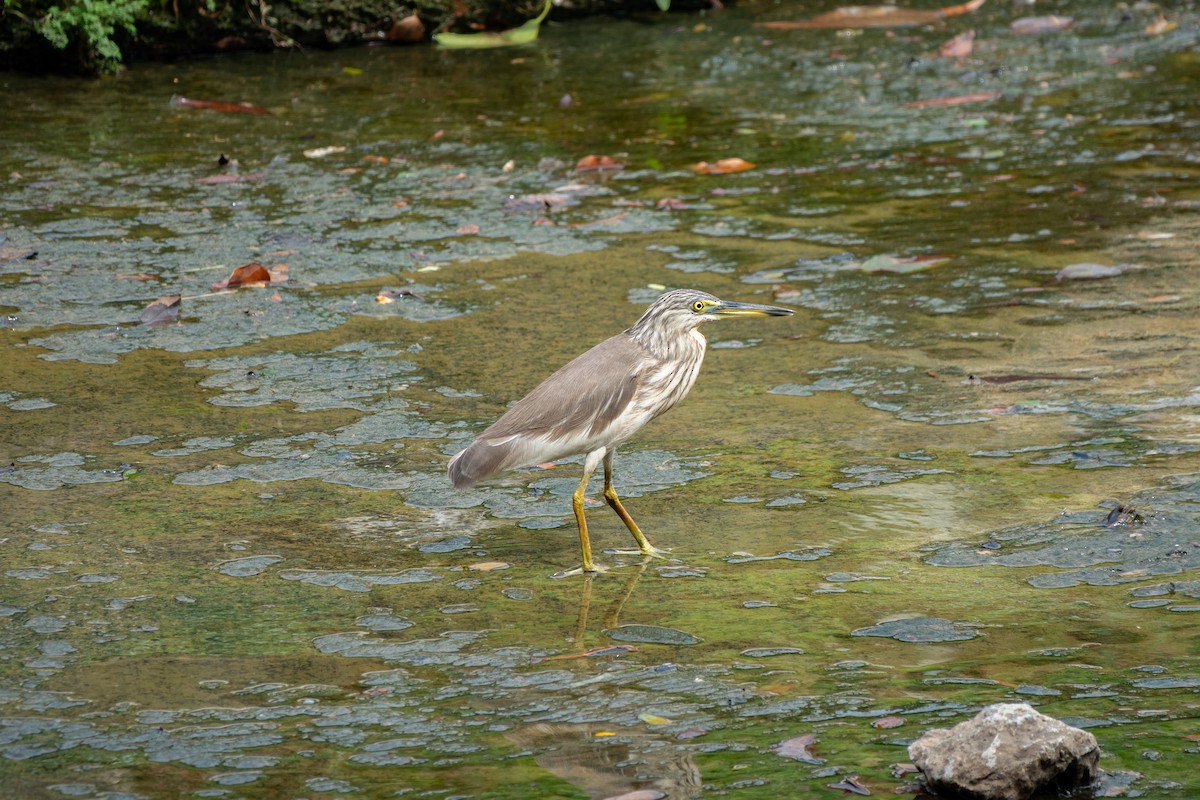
[448,288,794,576]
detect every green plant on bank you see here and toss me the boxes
[3,0,149,71]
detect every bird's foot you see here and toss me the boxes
[608,545,671,561]
[552,562,610,579]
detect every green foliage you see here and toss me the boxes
[6,0,148,72]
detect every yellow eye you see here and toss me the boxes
[692,300,706,312]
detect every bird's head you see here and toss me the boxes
[629,289,794,353]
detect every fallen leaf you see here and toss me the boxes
[363,155,390,165]
[691,157,755,175]
[435,0,550,48]
[342,67,363,76]
[1055,262,1126,282]
[601,791,665,800]
[771,733,825,764]
[212,262,271,290]
[904,90,1001,108]
[139,295,182,326]
[575,154,625,172]
[1184,733,1200,741]
[538,645,637,661]
[456,224,481,234]
[1010,15,1073,35]
[860,254,950,273]
[872,715,905,729]
[386,13,426,43]
[938,29,975,58]
[827,775,871,796]
[303,146,347,159]
[193,172,265,185]
[505,193,574,212]
[1144,15,1177,36]
[754,0,984,29]
[638,712,671,725]
[170,95,272,116]
[468,561,509,571]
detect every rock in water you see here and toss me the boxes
[908,703,1099,800]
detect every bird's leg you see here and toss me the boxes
[602,451,669,559]
[553,452,609,578]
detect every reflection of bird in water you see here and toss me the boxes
[448,289,793,576]
[505,723,702,800]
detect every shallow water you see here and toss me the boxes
[3,3,1200,798]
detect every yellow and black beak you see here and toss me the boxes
[709,299,795,318]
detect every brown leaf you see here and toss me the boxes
[691,157,755,175]
[872,715,905,729]
[211,262,271,290]
[771,733,825,764]
[139,295,181,326]
[193,172,265,185]
[755,0,984,30]
[938,29,975,58]
[1010,15,1073,35]
[467,561,509,571]
[904,90,1001,109]
[827,775,870,796]
[1144,15,1177,36]
[170,95,273,116]
[387,14,426,43]
[575,154,625,172]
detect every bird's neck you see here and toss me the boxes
[629,322,707,364]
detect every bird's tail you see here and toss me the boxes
[447,438,516,489]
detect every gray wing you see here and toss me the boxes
[447,333,651,488]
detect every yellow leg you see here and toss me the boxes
[603,451,668,559]
[553,468,608,578]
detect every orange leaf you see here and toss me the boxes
[212,262,271,290]
[691,157,755,175]
[755,0,984,30]
[575,154,625,172]
[904,90,1001,109]
[938,29,975,58]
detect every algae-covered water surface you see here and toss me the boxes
[3,3,1200,797]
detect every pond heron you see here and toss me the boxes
[448,289,794,575]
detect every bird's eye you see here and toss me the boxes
[692,300,706,312]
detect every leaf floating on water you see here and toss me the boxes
[139,295,181,326]
[754,0,984,30]
[771,733,825,764]
[691,158,755,175]
[575,154,625,173]
[467,561,510,571]
[904,90,1001,109]
[303,146,347,159]
[193,172,265,185]
[170,95,273,116]
[859,254,950,274]
[871,715,905,729]
[602,789,665,800]
[211,262,272,290]
[1054,262,1126,282]
[537,644,637,662]
[1144,15,1177,36]
[938,29,975,58]
[435,0,551,48]
[505,193,574,213]
[1010,15,1074,35]
[638,711,672,725]
[827,775,871,796]
[603,623,702,645]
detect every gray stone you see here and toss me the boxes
[908,703,1099,800]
